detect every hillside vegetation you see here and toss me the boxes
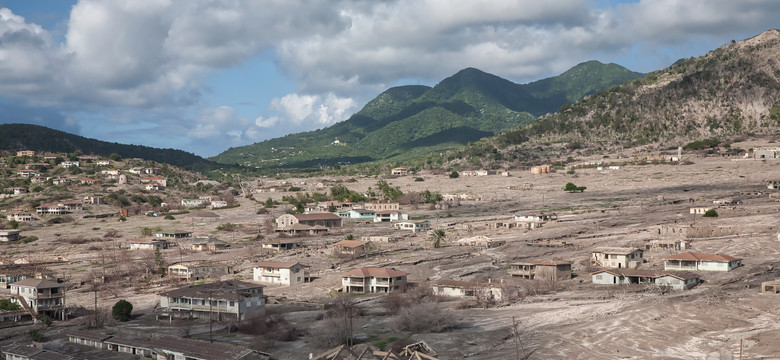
[212,61,643,169]
[0,123,230,172]
[449,29,780,165]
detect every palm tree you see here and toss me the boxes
[430,229,446,248]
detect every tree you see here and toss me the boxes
[449,171,459,178]
[564,182,586,192]
[429,229,446,248]
[376,180,403,201]
[112,299,133,322]
[0,298,20,311]
[702,209,719,217]
[109,153,122,161]
[264,197,275,208]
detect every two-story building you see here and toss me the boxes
[6,212,34,222]
[167,262,230,281]
[509,260,572,280]
[663,252,742,272]
[364,201,400,211]
[252,261,309,286]
[341,267,408,294]
[0,230,21,242]
[393,220,431,233]
[157,281,266,321]
[591,247,644,268]
[10,278,65,321]
[373,210,409,223]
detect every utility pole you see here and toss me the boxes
[209,291,213,343]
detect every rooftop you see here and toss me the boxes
[341,267,409,278]
[663,252,742,262]
[159,280,263,299]
[593,247,642,255]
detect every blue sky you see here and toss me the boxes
[0,0,778,157]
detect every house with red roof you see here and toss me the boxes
[341,267,408,294]
[663,252,742,272]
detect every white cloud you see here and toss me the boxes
[270,92,357,127]
[254,116,279,128]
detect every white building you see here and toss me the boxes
[10,278,65,321]
[157,280,266,321]
[253,261,309,286]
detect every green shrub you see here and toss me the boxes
[449,171,459,179]
[112,299,133,322]
[164,214,175,220]
[702,209,718,217]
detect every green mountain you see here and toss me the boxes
[460,29,780,160]
[0,123,223,171]
[212,61,644,169]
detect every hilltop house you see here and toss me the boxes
[59,161,79,168]
[663,252,742,272]
[509,260,572,280]
[181,198,208,208]
[591,247,644,268]
[157,280,266,321]
[16,151,35,157]
[391,167,408,176]
[6,187,27,195]
[253,261,309,286]
[6,212,34,222]
[341,267,408,294]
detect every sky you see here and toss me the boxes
[0,1,779,157]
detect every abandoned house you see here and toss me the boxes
[253,261,309,286]
[364,200,400,211]
[456,235,506,248]
[188,236,229,252]
[274,223,329,235]
[67,331,271,360]
[432,280,505,302]
[260,238,303,250]
[10,278,66,321]
[663,252,743,272]
[509,260,572,280]
[338,209,376,219]
[591,247,644,268]
[0,230,21,242]
[332,240,369,256]
[591,269,701,290]
[645,238,691,251]
[373,210,409,222]
[341,267,408,294]
[6,212,34,222]
[157,280,266,321]
[129,238,169,251]
[393,220,431,233]
[0,264,56,288]
[167,262,230,281]
[391,167,409,176]
[154,230,193,239]
[690,207,713,215]
[276,213,343,229]
[760,279,780,294]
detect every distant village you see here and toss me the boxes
[0,146,780,359]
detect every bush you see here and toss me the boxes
[264,198,274,208]
[414,177,424,182]
[27,329,44,342]
[164,214,175,220]
[702,209,719,218]
[564,182,586,192]
[0,298,20,311]
[449,171,459,179]
[112,299,133,322]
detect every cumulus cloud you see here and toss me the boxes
[2,0,780,156]
[270,93,357,127]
